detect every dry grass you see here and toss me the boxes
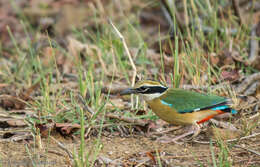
[0,0,259,166]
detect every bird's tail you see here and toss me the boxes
[211,100,237,114]
[199,99,237,114]
[196,103,237,124]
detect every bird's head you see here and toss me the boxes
[120,80,168,101]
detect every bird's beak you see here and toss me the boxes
[120,88,138,95]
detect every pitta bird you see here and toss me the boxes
[120,80,237,142]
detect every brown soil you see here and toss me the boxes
[0,131,259,167]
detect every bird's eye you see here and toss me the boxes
[137,86,148,92]
[140,86,145,90]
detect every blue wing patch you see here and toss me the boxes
[211,105,229,110]
[211,105,237,114]
[231,109,237,114]
[161,100,173,107]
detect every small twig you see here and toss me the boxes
[248,24,259,65]
[51,136,73,159]
[48,150,65,157]
[249,112,259,119]
[63,73,78,81]
[232,0,244,25]
[160,2,175,32]
[0,132,32,142]
[148,126,181,136]
[106,113,147,127]
[98,156,113,165]
[160,0,185,33]
[109,19,137,109]
[77,94,95,115]
[228,132,260,142]
[135,158,151,167]
[193,132,260,144]
[235,72,260,94]
[234,144,260,157]
[101,84,128,95]
[243,81,260,96]
[0,129,31,134]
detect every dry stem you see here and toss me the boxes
[235,72,260,94]
[109,19,137,108]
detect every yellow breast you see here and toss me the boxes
[146,98,219,125]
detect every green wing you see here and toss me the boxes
[161,88,227,113]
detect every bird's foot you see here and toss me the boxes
[156,135,183,144]
[156,124,201,144]
[183,124,201,141]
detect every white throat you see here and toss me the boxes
[141,93,163,101]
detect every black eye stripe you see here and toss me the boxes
[137,86,149,92]
[137,86,168,94]
[137,87,148,92]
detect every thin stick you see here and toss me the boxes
[234,144,260,157]
[235,72,260,94]
[249,112,259,119]
[109,19,137,109]
[160,0,185,33]
[248,25,259,65]
[77,94,95,115]
[51,136,73,159]
[193,132,260,144]
[149,126,181,135]
[232,0,244,25]
[226,132,260,142]
[106,113,147,127]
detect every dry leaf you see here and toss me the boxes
[146,151,156,164]
[55,123,81,135]
[221,70,240,82]
[6,120,27,127]
[36,123,55,137]
[0,95,26,110]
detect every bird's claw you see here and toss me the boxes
[156,135,183,144]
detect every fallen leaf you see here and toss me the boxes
[133,109,146,115]
[210,53,219,65]
[146,151,156,164]
[36,123,55,137]
[55,123,81,135]
[6,120,27,127]
[0,95,26,110]
[221,70,240,82]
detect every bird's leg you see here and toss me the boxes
[158,124,201,144]
[179,123,201,141]
[189,124,202,139]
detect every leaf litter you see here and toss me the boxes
[0,0,259,166]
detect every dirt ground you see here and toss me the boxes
[0,0,260,167]
[0,130,259,167]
